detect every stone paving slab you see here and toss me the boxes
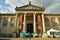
[0,38,60,40]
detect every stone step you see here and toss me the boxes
[0,38,60,40]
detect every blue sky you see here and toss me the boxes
[0,0,60,14]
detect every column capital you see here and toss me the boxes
[8,17,11,21]
[34,12,36,14]
[24,12,27,14]
[16,11,18,13]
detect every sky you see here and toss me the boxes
[0,0,60,14]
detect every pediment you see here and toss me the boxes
[15,2,45,11]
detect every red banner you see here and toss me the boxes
[19,15,23,22]
[38,24,42,30]
[18,25,22,30]
[37,15,41,22]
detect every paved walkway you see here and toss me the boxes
[0,38,60,40]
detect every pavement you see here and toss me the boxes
[0,38,60,40]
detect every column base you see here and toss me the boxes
[34,32,37,38]
[33,32,36,38]
[42,32,47,38]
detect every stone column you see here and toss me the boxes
[42,14,47,37]
[14,16,16,32]
[33,12,36,37]
[16,13,19,32]
[7,17,11,33]
[23,12,26,30]
[15,13,18,32]
[0,16,4,31]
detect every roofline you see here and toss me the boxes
[0,13,16,16]
[44,13,60,16]
[0,13,16,14]
[15,3,45,11]
[17,4,45,9]
[44,13,60,14]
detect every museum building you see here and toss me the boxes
[0,2,60,38]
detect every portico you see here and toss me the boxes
[15,2,46,37]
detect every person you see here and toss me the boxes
[20,32,23,38]
[12,31,16,38]
[18,25,23,37]
[22,29,26,38]
[50,32,54,38]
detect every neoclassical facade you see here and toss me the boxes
[0,2,60,38]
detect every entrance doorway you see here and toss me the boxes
[26,23,33,33]
[26,13,33,33]
[26,23,33,37]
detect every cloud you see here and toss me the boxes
[5,0,28,7]
[44,3,60,13]
[0,8,9,13]
[0,6,16,13]
[0,5,2,8]
[4,0,29,13]
[42,0,60,13]
[0,0,16,13]
[4,0,60,13]
[7,7,16,13]
[0,0,60,13]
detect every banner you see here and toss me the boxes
[18,25,22,30]
[37,15,41,22]
[38,24,42,30]
[19,15,23,22]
